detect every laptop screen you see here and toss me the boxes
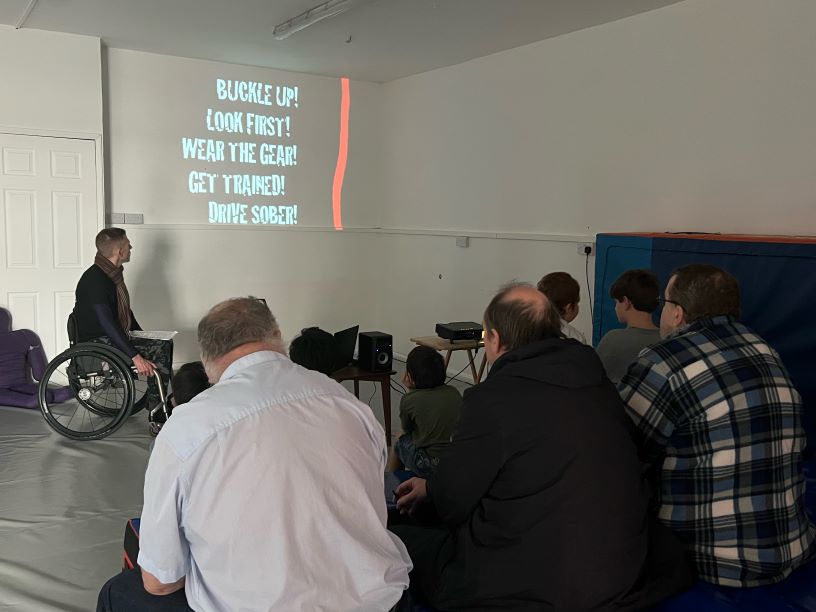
[333,325,359,369]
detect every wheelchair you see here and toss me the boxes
[37,314,171,440]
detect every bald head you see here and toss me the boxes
[483,282,562,360]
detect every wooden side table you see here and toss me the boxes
[409,335,488,384]
[331,365,396,448]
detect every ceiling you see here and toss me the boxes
[0,0,685,82]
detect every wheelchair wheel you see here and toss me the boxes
[70,366,148,416]
[66,352,124,417]
[39,347,134,440]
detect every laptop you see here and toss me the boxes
[332,325,359,370]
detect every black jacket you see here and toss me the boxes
[425,338,680,610]
[73,264,140,356]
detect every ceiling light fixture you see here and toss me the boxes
[273,0,364,40]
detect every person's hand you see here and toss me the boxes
[394,477,428,515]
[132,354,156,377]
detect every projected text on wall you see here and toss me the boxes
[182,79,300,225]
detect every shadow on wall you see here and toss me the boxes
[172,327,201,366]
[131,234,176,335]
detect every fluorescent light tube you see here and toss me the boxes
[273,0,355,40]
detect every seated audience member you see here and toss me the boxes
[167,361,210,408]
[391,283,692,610]
[596,269,661,383]
[97,297,410,612]
[288,327,337,376]
[536,271,587,343]
[150,361,212,431]
[0,307,72,408]
[386,346,462,477]
[619,264,816,586]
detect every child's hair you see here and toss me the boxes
[609,269,660,313]
[171,361,211,406]
[289,327,337,376]
[536,272,580,316]
[406,346,446,389]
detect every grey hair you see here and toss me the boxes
[197,297,282,361]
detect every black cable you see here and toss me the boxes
[367,383,378,406]
[585,251,593,321]
[390,375,407,394]
[445,348,478,387]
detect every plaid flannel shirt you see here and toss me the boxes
[619,316,815,586]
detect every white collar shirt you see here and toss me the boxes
[560,318,588,344]
[137,350,411,611]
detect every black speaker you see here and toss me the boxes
[358,331,393,372]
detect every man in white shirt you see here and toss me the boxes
[97,297,411,612]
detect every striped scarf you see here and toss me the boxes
[94,253,132,332]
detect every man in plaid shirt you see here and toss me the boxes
[619,264,815,587]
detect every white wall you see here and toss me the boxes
[375,0,816,356]
[120,226,380,362]
[0,26,102,135]
[5,0,816,371]
[104,49,385,361]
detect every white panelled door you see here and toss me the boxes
[0,133,100,359]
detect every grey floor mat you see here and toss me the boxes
[0,405,151,611]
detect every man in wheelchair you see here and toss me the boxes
[72,228,173,417]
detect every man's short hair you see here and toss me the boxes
[536,272,580,316]
[198,297,281,361]
[668,264,741,323]
[289,328,337,376]
[95,228,128,257]
[609,269,660,313]
[484,282,562,353]
[171,361,211,406]
[406,346,446,389]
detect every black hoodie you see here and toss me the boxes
[423,337,688,611]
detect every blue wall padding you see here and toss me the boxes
[592,234,654,345]
[594,234,816,453]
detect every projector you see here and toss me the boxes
[435,321,483,342]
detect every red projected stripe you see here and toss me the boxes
[332,78,350,230]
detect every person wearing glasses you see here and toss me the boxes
[619,264,815,587]
[596,269,661,383]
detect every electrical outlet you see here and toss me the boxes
[108,212,125,224]
[456,236,469,248]
[124,213,144,224]
[577,242,594,256]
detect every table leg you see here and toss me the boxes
[353,380,360,398]
[466,349,478,383]
[476,354,488,384]
[381,377,392,448]
[443,350,452,369]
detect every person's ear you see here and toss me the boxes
[403,371,414,387]
[485,328,502,352]
[675,305,687,327]
[622,297,633,311]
